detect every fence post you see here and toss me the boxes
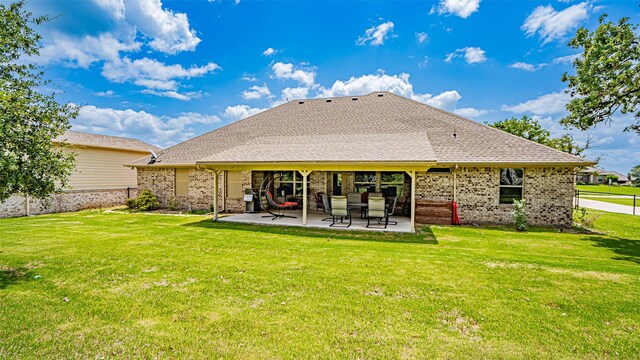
[575,189,579,209]
[634,195,636,216]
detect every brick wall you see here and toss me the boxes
[137,167,224,212]
[418,166,574,227]
[0,188,135,218]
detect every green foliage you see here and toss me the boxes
[561,15,640,134]
[125,197,136,209]
[573,207,600,229]
[488,115,589,156]
[0,1,78,203]
[167,196,177,211]
[133,190,159,211]
[605,174,619,183]
[631,165,640,187]
[512,199,528,231]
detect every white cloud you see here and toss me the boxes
[414,90,462,110]
[453,107,488,118]
[509,61,546,71]
[123,0,201,54]
[522,2,591,44]
[93,90,116,97]
[262,47,280,56]
[272,62,316,87]
[432,0,481,18]
[502,91,572,115]
[222,105,267,122]
[242,84,271,100]
[553,53,581,65]
[416,32,429,44]
[281,87,309,101]
[139,89,202,101]
[36,32,140,68]
[417,56,429,68]
[356,21,395,46]
[72,105,220,147]
[101,57,219,97]
[93,0,125,19]
[318,72,463,111]
[445,47,487,64]
[241,73,257,82]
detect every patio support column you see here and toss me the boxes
[298,170,312,225]
[206,169,222,221]
[406,170,416,232]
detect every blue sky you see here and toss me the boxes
[17,0,640,173]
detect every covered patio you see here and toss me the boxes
[219,209,414,233]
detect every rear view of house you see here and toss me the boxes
[0,131,161,218]
[129,92,592,230]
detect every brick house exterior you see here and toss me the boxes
[130,92,591,230]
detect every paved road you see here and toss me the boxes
[576,198,639,216]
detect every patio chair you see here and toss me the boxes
[330,196,351,227]
[369,192,384,198]
[261,191,299,220]
[321,193,333,222]
[315,192,326,211]
[347,192,364,218]
[385,197,398,226]
[366,197,388,229]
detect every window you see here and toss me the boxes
[380,172,404,197]
[227,171,243,199]
[499,168,523,204]
[277,171,309,196]
[354,172,376,192]
[175,169,189,196]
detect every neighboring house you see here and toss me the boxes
[0,131,160,218]
[129,92,592,229]
[576,167,630,185]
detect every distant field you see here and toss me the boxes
[577,184,640,196]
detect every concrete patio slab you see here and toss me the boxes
[219,210,413,233]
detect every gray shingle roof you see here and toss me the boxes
[55,130,161,153]
[130,92,591,167]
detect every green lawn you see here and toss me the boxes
[577,184,640,195]
[1,210,640,358]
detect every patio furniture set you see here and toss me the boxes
[317,192,399,229]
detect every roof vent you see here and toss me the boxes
[326,99,332,103]
[377,93,384,97]
[352,97,358,101]
[298,101,305,104]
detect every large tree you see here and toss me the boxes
[0,1,77,202]
[630,165,640,187]
[488,115,590,156]
[561,15,640,134]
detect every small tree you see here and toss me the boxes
[0,1,78,203]
[512,199,528,231]
[605,174,619,184]
[630,165,640,187]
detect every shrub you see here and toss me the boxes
[512,199,528,231]
[605,174,619,184]
[167,196,177,211]
[135,190,159,211]
[125,198,136,209]
[573,207,600,228]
